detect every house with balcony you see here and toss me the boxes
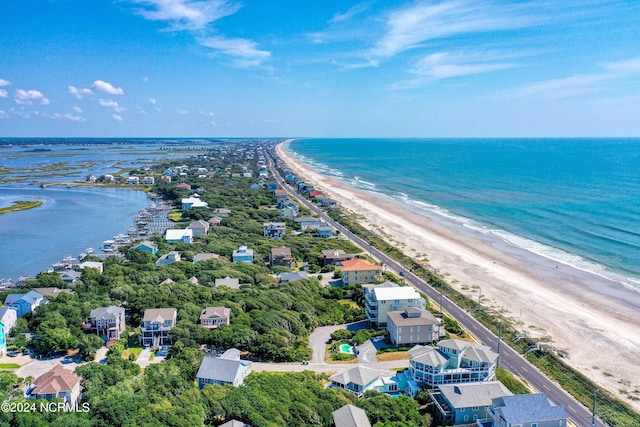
[84,306,126,344]
[329,366,382,398]
[263,222,286,239]
[269,247,295,268]
[429,381,512,426]
[4,290,47,317]
[294,216,325,230]
[362,282,425,328]
[200,306,231,328]
[341,259,382,286]
[387,308,442,345]
[480,393,568,427]
[197,348,251,388]
[322,249,354,266]
[28,365,82,406]
[140,308,178,347]
[0,307,17,337]
[408,339,498,387]
[232,246,254,264]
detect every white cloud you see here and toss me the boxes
[149,98,157,105]
[114,107,127,113]
[368,1,540,61]
[0,89,7,98]
[329,2,370,24]
[210,120,220,126]
[128,0,240,30]
[99,99,120,108]
[199,110,215,117]
[0,110,8,119]
[139,108,148,114]
[142,76,149,82]
[14,89,50,105]
[73,106,83,113]
[92,80,124,95]
[177,109,189,114]
[199,36,270,67]
[510,56,640,100]
[69,85,94,99]
[0,79,11,86]
[36,111,87,122]
[112,114,123,121]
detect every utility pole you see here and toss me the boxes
[590,392,597,427]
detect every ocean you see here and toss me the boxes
[288,138,640,292]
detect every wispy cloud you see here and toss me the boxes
[0,89,7,98]
[329,2,370,24]
[99,98,120,108]
[35,111,87,122]
[126,0,269,67]
[177,109,189,114]
[391,49,518,89]
[69,85,94,99]
[199,36,271,67]
[92,80,124,95]
[510,56,640,99]
[0,79,11,86]
[368,0,540,62]
[128,0,239,30]
[112,114,124,122]
[0,110,8,119]
[73,106,83,113]
[14,89,50,105]
[149,98,157,105]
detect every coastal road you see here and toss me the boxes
[266,146,605,427]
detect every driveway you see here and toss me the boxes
[15,355,83,379]
[308,320,369,363]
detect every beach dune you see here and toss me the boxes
[276,141,640,411]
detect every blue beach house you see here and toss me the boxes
[232,246,254,264]
[0,321,6,355]
[430,381,512,426]
[132,240,158,255]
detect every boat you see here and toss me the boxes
[102,240,117,252]
[85,247,95,254]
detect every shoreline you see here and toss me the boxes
[276,140,640,410]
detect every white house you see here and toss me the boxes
[165,228,193,244]
[182,197,209,210]
[362,282,426,328]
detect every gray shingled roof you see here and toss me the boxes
[438,381,512,409]
[332,404,372,427]
[496,394,568,424]
[408,346,448,367]
[218,420,250,427]
[330,366,380,388]
[197,356,251,384]
[90,306,125,320]
[143,308,177,323]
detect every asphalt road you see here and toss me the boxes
[266,147,605,427]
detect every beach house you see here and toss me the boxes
[187,219,210,236]
[294,216,325,230]
[193,253,220,263]
[481,393,568,427]
[269,247,295,268]
[140,308,178,347]
[156,251,181,266]
[408,339,498,387]
[4,290,47,317]
[263,222,286,239]
[215,277,241,289]
[363,282,426,328]
[341,259,382,286]
[200,306,231,328]
[165,228,193,244]
[83,306,126,344]
[322,249,354,266]
[0,322,5,355]
[131,240,158,255]
[332,404,372,427]
[0,307,17,336]
[181,197,208,210]
[387,308,441,345]
[329,366,382,398]
[429,381,512,426]
[197,348,252,388]
[28,365,82,406]
[232,246,254,264]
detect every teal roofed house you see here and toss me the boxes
[132,240,158,255]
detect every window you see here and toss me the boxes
[472,406,479,411]
[464,416,469,421]
[531,424,538,427]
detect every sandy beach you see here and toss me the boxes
[276,141,640,411]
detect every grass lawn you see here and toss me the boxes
[376,351,410,362]
[168,211,182,221]
[121,347,143,361]
[337,299,359,309]
[0,363,21,369]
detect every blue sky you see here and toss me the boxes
[1,0,639,137]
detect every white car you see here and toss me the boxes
[371,336,385,343]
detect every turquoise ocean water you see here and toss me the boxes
[289,138,640,292]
